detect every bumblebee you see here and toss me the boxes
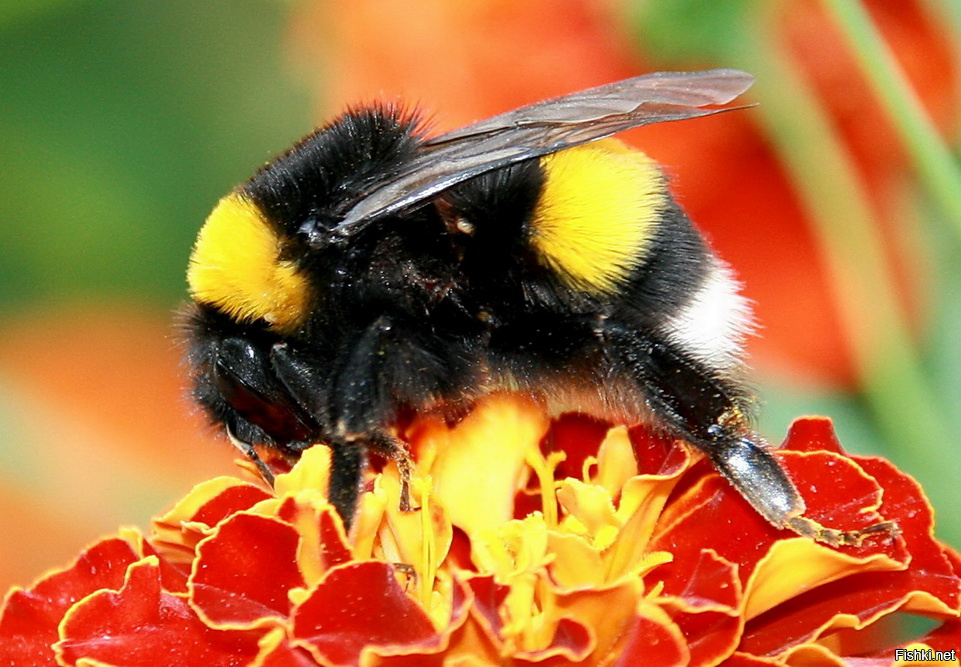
[184,69,890,546]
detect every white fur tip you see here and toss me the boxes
[661,260,754,369]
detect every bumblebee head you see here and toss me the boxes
[184,108,438,453]
[187,106,427,337]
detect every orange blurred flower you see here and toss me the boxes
[0,308,238,594]
[289,0,958,387]
[3,394,958,664]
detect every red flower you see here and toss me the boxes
[3,395,958,664]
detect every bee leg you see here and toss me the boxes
[225,424,276,487]
[327,440,366,529]
[605,327,896,545]
[392,563,418,590]
[704,436,896,546]
[270,342,367,526]
[332,316,439,515]
[704,434,807,525]
[329,431,417,521]
[396,453,414,512]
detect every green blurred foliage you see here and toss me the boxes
[0,0,312,588]
[0,0,311,311]
[628,0,763,64]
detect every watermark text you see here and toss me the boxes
[894,648,957,663]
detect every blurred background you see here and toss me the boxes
[1,0,959,592]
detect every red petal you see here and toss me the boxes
[56,558,260,665]
[190,484,274,526]
[140,540,190,594]
[365,577,477,666]
[781,450,899,550]
[654,549,743,665]
[658,548,742,609]
[550,582,647,661]
[151,480,273,566]
[653,471,785,584]
[276,496,353,574]
[854,455,961,612]
[0,536,141,665]
[725,652,784,666]
[313,503,354,567]
[654,447,901,590]
[510,617,593,666]
[781,417,845,454]
[611,604,689,666]
[540,412,610,482]
[250,629,318,666]
[191,513,305,628]
[629,424,689,477]
[740,456,961,655]
[292,561,438,664]
[464,574,509,639]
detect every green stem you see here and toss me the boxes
[822,0,961,239]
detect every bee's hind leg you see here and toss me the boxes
[603,325,897,546]
[701,434,897,546]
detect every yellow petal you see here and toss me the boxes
[546,532,605,589]
[350,482,389,559]
[471,515,551,581]
[605,465,687,581]
[556,479,619,549]
[426,394,550,535]
[594,426,637,494]
[273,445,331,497]
[744,536,904,620]
[372,466,453,612]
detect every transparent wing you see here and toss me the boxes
[338,69,753,230]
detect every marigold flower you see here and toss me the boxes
[2,393,958,665]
